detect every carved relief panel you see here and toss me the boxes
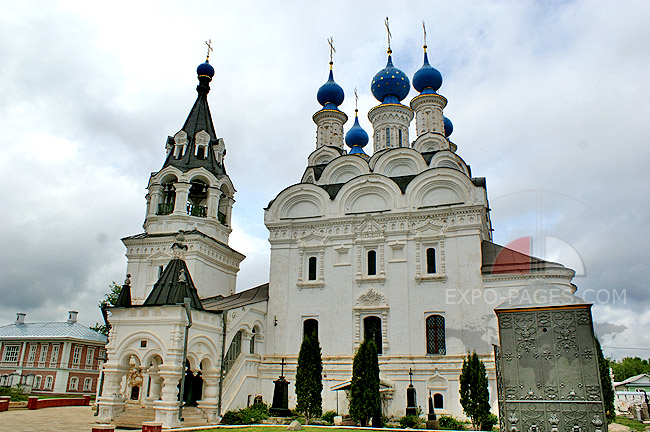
[496,307,607,432]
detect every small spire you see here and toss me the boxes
[328,37,335,70]
[422,21,427,52]
[385,17,392,55]
[354,87,359,115]
[205,39,213,62]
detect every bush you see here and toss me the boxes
[480,413,499,431]
[0,387,28,402]
[321,410,337,424]
[399,414,422,428]
[438,415,466,430]
[220,402,269,424]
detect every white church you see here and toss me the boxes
[96,36,577,428]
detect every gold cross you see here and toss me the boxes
[422,21,428,50]
[385,17,392,53]
[205,39,213,61]
[327,37,335,65]
[354,87,359,113]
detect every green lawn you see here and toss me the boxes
[192,427,385,432]
[613,416,647,432]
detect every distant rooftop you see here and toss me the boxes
[202,283,269,311]
[481,240,567,275]
[0,321,107,344]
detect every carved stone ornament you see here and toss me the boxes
[591,415,603,427]
[549,413,559,432]
[355,288,388,307]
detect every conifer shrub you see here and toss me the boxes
[349,339,381,426]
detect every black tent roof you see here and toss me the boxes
[161,73,225,178]
[144,258,203,310]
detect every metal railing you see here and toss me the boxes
[157,202,174,215]
[187,204,207,218]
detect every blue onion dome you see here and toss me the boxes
[317,63,345,108]
[197,61,215,79]
[371,53,411,104]
[413,48,442,94]
[443,116,453,137]
[346,111,369,151]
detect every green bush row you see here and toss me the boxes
[220,402,269,424]
[0,387,28,401]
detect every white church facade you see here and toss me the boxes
[96,39,578,428]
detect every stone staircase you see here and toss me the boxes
[113,405,212,429]
[114,405,155,429]
[179,407,211,427]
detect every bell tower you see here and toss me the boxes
[122,50,245,304]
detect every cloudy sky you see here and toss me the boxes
[1,0,648,360]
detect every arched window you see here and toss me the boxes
[367,250,377,276]
[223,330,243,375]
[187,180,208,217]
[426,248,436,274]
[308,256,317,281]
[217,185,231,226]
[426,315,446,355]
[250,327,257,354]
[386,128,390,146]
[34,375,42,389]
[434,393,444,409]
[303,319,318,340]
[363,316,382,355]
[398,129,403,147]
[44,376,53,390]
[83,377,93,392]
[69,376,79,391]
[196,145,207,160]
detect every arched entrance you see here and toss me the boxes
[180,358,203,406]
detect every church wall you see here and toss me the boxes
[263,206,500,417]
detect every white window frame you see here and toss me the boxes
[296,235,326,289]
[28,344,37,363]
[355,243,386,284]
[72,346,82,366]
[86,347,95,367]
[44,376,53,390]
[34,375,42,389]
[413,219,447,283]
[69,376,78,390]
[50,344,60,366]
[39,344,49,363]
[353,288,389,354]
[83,377,93,392]
[2,345,20,362]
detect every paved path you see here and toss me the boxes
[0,406,133,432]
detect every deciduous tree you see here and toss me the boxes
[90,282,122,336]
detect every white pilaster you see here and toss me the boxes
[172,182,190,216]
[154,364,182,428]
